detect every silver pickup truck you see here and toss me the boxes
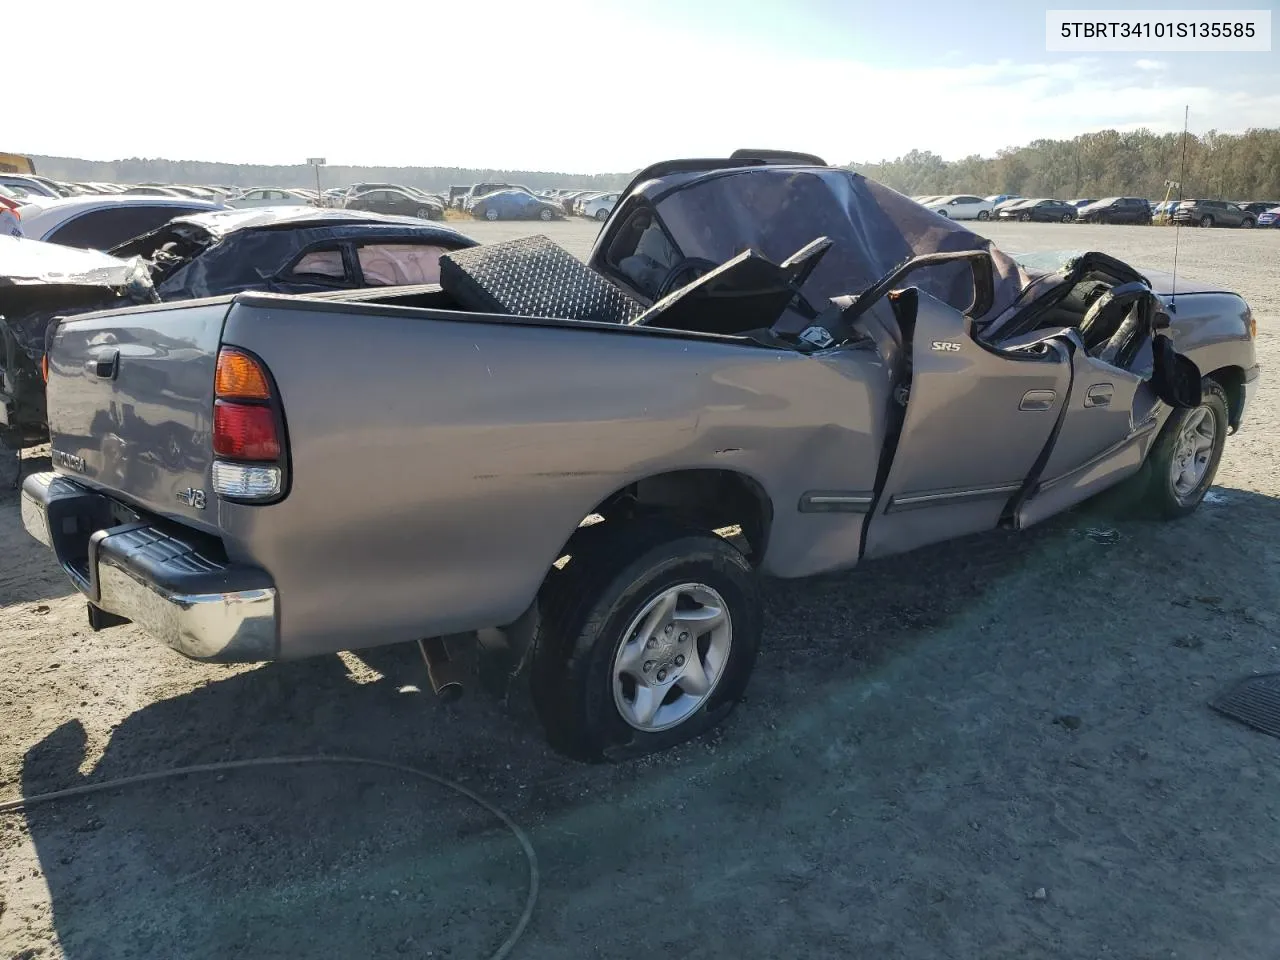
[21,152,1260,761]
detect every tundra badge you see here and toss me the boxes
[176,488,207,510]
[931,341,962,352]
[51,449,86,473]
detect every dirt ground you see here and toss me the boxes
[3,219,1280,960]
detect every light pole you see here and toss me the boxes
[307,157,326,206]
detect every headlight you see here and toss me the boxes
[1246,306,1256,339]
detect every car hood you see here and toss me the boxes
[0,234,154,290]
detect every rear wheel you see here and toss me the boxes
[538,207,554,222]
[1061,212,1073,222]
[1242,218,1256,228]
[530,520,761,762]
[977,210,990,221]
[415,206,431,219]
[1018,212,1031,221]
[936,209,949,218]
[485,207,499,221]
[595,207,609,221]
[1140,379,1228,518]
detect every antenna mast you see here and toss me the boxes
[1170,105,1189,311]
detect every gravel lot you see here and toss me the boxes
[2,219,1279,960]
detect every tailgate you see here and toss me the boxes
[44,299,230,535]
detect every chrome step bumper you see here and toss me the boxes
[21,471,278,662]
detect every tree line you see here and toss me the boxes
[849,127,1280,201]
[31,126,1280,201]
[30,156,631,193]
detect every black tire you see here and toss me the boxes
[415,207,431,219]
[1061,213,1073,222]
[1018,212,1031,222]
[1242,218,1255,228]
[936,209,948,218]
[538,207,553,222]
[977,210,990,221]
[530,519,761,762]
[595,207,609,221]
[1199,214,1214,228]
[1139,379,1229,519]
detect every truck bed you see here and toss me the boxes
[40,287,893,659]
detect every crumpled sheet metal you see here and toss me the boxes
[0,234,154,295]
[0,237,157,383]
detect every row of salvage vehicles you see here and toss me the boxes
[7,150,1260,762]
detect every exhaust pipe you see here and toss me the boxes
[417,635,467,700]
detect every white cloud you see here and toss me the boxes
[1135,59,1168,70]
[7,0,1275,172]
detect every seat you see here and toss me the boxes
[631,238,832,336]
[1075,281,1150,354]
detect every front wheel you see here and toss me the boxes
[1018,212,1031,221]
[415,207,431,219]
[1242,218,1255,228]
[936,209,949,218]
[538,207,554,221]
[1061,212,1074,222]
[976,210,990,221]
[595,207,610,221]
[1199,214,1214,228]
[531,520,761,762]
[1140,379,1229,518]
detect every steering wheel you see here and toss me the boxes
[655,258,720,299]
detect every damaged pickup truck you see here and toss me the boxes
[20,151,1260,761]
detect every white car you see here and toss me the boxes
[15,196,223,249]
[227,188,314,209]
[923,194,994,221]
[581,192,618,221]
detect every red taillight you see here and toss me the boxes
[212,346,285,501]
[213,400,280,460]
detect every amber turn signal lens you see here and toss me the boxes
[41,353,49,383]
[215,348,271,399]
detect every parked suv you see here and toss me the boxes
[1172,199,1257,228]
[1074,197,1152,225]
[1240,201,1280,218]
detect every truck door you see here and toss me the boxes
[860,288,1073,559]
[1013,285,1163,528]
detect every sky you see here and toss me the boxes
[13,0,1277,172]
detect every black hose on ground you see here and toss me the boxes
[0,754,539,960]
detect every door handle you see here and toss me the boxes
[1019,389,1057,411]
[1085,383,1113,408]
[92,349,119,380]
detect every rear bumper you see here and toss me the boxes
[20,471,278,663]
